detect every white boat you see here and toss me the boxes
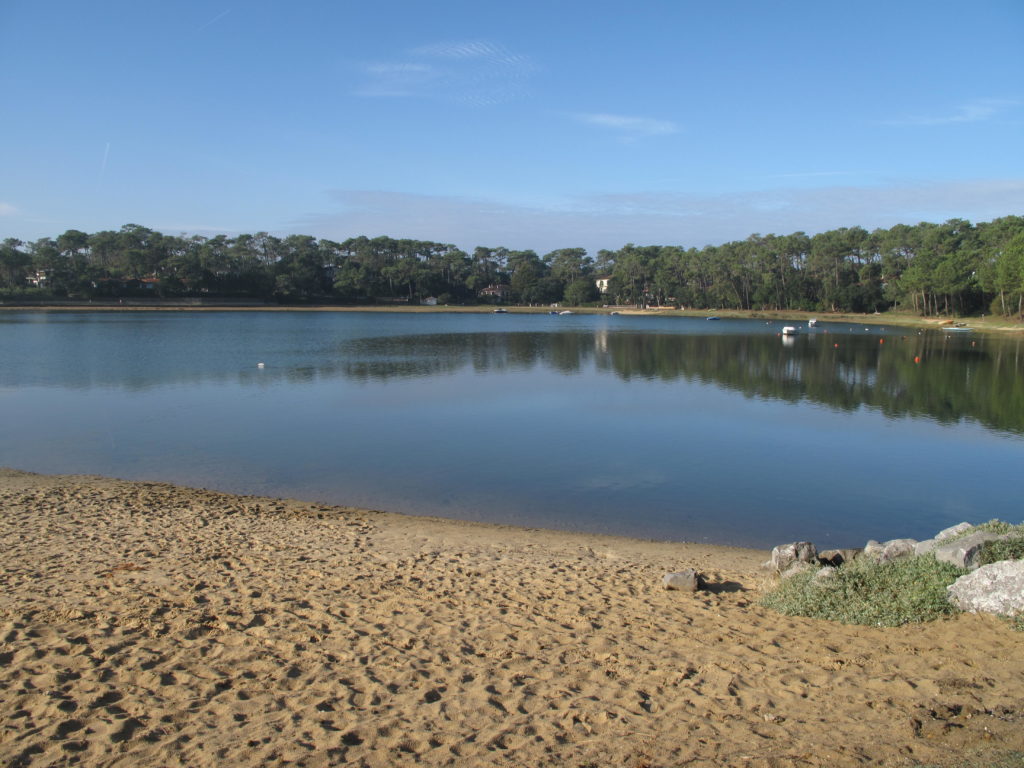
[943,326,973,333]
[781,326,799,335]
[493,308,507,313]
[808,318,818,327]
[558,310,573,315]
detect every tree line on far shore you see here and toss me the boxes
[1,215,1023,316]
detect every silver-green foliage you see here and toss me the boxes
[978,532,1024,566]
[760,554,967,627]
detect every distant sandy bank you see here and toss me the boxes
[1,301,1022,334]
[1,469,1022,767]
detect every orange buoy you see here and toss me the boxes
[834,343,839,348]
[879,339,884,344]
[914,356,921,364]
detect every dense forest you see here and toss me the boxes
[2,216,1023,316]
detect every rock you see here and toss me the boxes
[933,531,1008,570]
[947,561,1024,616]
[914,538,938,556]
[812,565,838,583]
[917,522,975,556]
[863,540,884,560]
[663,569,704,591]
[780,561,815,580]
[879,538,918,563]
[863,538,917,563]
[768,542,817,573]
[935,522,974,541]
[818,548,862,567]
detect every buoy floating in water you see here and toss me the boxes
[257,362,265,368]
[914,356,921,364]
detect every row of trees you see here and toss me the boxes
[2,216,1023,315]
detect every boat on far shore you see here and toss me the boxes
[782,326,799,335]
[808,318,818,327]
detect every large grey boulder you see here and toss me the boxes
[947,561,1024,615]
[818,548,861,567]
[879,538,918,563]
[914,539,938,556]
[933,531,1007,570]
[936,522,975,541]
[915,522,975,556]
[864,538,917,563]
[663,569,705,591]
[863,540,884,560]
[767,542,817,573]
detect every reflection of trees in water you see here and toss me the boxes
[338,331,1024,435]
[338,332,594,380]
[10,325,1020,434]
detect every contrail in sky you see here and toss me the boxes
[97,142,110,190]
[196,9,231,33]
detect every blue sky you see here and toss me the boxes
[2,0,1022,254]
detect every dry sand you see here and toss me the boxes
[1,469,1021,767]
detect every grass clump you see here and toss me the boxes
[760,554,967,627]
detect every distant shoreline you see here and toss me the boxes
[3,300,1022,333]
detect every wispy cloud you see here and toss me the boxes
[297,179,1024,255]
[195,9,231,34]
[887,98,1019,126]
[574,113,679,140]
[0,202,18,216]
[356,40,535,105]
[763,170,860,180]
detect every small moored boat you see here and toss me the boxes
[781,326,799,336]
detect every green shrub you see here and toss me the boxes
[760,554,967,627]
[978,533,1024,566]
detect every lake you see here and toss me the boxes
[2,310,1022,548]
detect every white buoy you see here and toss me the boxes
[257,362,265,368]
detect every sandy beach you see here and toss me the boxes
[1,469,1021,767]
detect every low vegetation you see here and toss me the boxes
[979,533,1024,566]
[761,554,967,627]
[762,521,1024,628]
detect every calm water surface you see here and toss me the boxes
[2,310,1022,548]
